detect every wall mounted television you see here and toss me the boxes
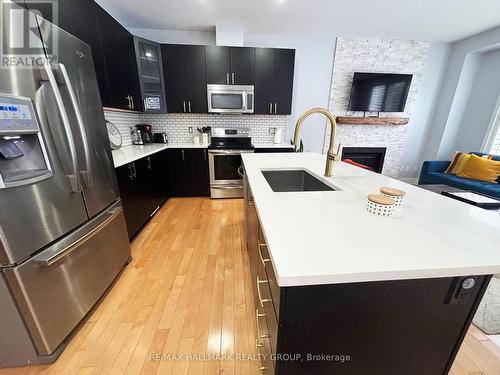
[348,73,413,112]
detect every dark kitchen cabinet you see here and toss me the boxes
[230,47,255,85]
[166,148,210,197]
[23,0,72,33]
[205,46,230,84]
[70,2,112,107]
[255,48,295,115]
[162,44,207,113]
[95,5,142,111]
[134,37,166,113]
[116,152,167,239]
[255,48,276,115]
[205,46,255,85]
[161,44,185,113]
[116,162,142,239]
[274,49,295,115]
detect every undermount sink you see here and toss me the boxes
[261,169,337,192]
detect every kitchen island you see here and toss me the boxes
[242,152,500,375]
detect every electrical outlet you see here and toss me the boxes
[269,127,276,135]
[188,127,193,134]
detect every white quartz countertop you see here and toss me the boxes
[112,144,206,168]
[112,143,295,168]
[242,152,500,287]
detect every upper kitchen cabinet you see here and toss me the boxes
[133,37,167,113]
[205,47,230,84]
[255,48,295,115]
[70,2,112,107]
[230,47,255,85]
[95,5,142,111]
[22,0,72,33]
[255,48,276,114]
[205,46,255,85]
[162,44,207,113]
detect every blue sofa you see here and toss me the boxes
[418,152,500,199]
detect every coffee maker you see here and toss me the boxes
[135,124,153,144]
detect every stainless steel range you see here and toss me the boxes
[209,128,254,198]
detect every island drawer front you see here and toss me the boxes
[258,334,275,374]
[258,228,281,318]
[256,252,279,354]
[265,298,279,355]
[263,249,280,317]
[256,306,270,349]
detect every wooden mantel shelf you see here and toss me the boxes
[336,116,409,125]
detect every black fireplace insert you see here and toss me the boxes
[341,147,386,173]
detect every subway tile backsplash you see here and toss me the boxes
[104,110,287,147]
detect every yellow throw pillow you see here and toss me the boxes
[458,154,500,184]
[445,151,471,175]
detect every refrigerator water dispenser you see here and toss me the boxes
[0,94,52,188]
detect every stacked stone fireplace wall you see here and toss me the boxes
[326,38,430,177]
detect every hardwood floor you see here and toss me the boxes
[1,197,500,375]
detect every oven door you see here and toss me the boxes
[209,149,253,198]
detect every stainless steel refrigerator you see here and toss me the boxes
[0,3,131,367]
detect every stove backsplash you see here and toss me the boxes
[104,110,287,147]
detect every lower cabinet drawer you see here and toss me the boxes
[258,335,275,374]
[265,301,278,356]
[259,243,281,317]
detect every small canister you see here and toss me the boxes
[380,187,406,207]
[367,194,396,217]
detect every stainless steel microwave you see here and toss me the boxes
[207,84,254,114]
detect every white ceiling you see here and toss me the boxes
[96,0,500,42]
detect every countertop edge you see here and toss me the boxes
[275,266,498,287]
[113,143,295,168]
[112,144,207,168]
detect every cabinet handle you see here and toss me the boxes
[269,103,272,114]
[130,96,135,110]
[232,72,235,84]
[274,102,277,114]
[183,101,186,113]
[256,276,272,307]
[226,72,230,84]
[188,101,191,113]
[255,308,269,344]
[146,156,152,171]
[143,99,147,111]
[127,163,134,180]
[258,243,271,267]
[126,95,132,109]
[128,162,137,179]
[259,367,270,373]
[181,149,185,161]
[204,149,207,160]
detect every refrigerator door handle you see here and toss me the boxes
[57,63,93,188]
[42,63,81,192]
[34,206,122,266]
